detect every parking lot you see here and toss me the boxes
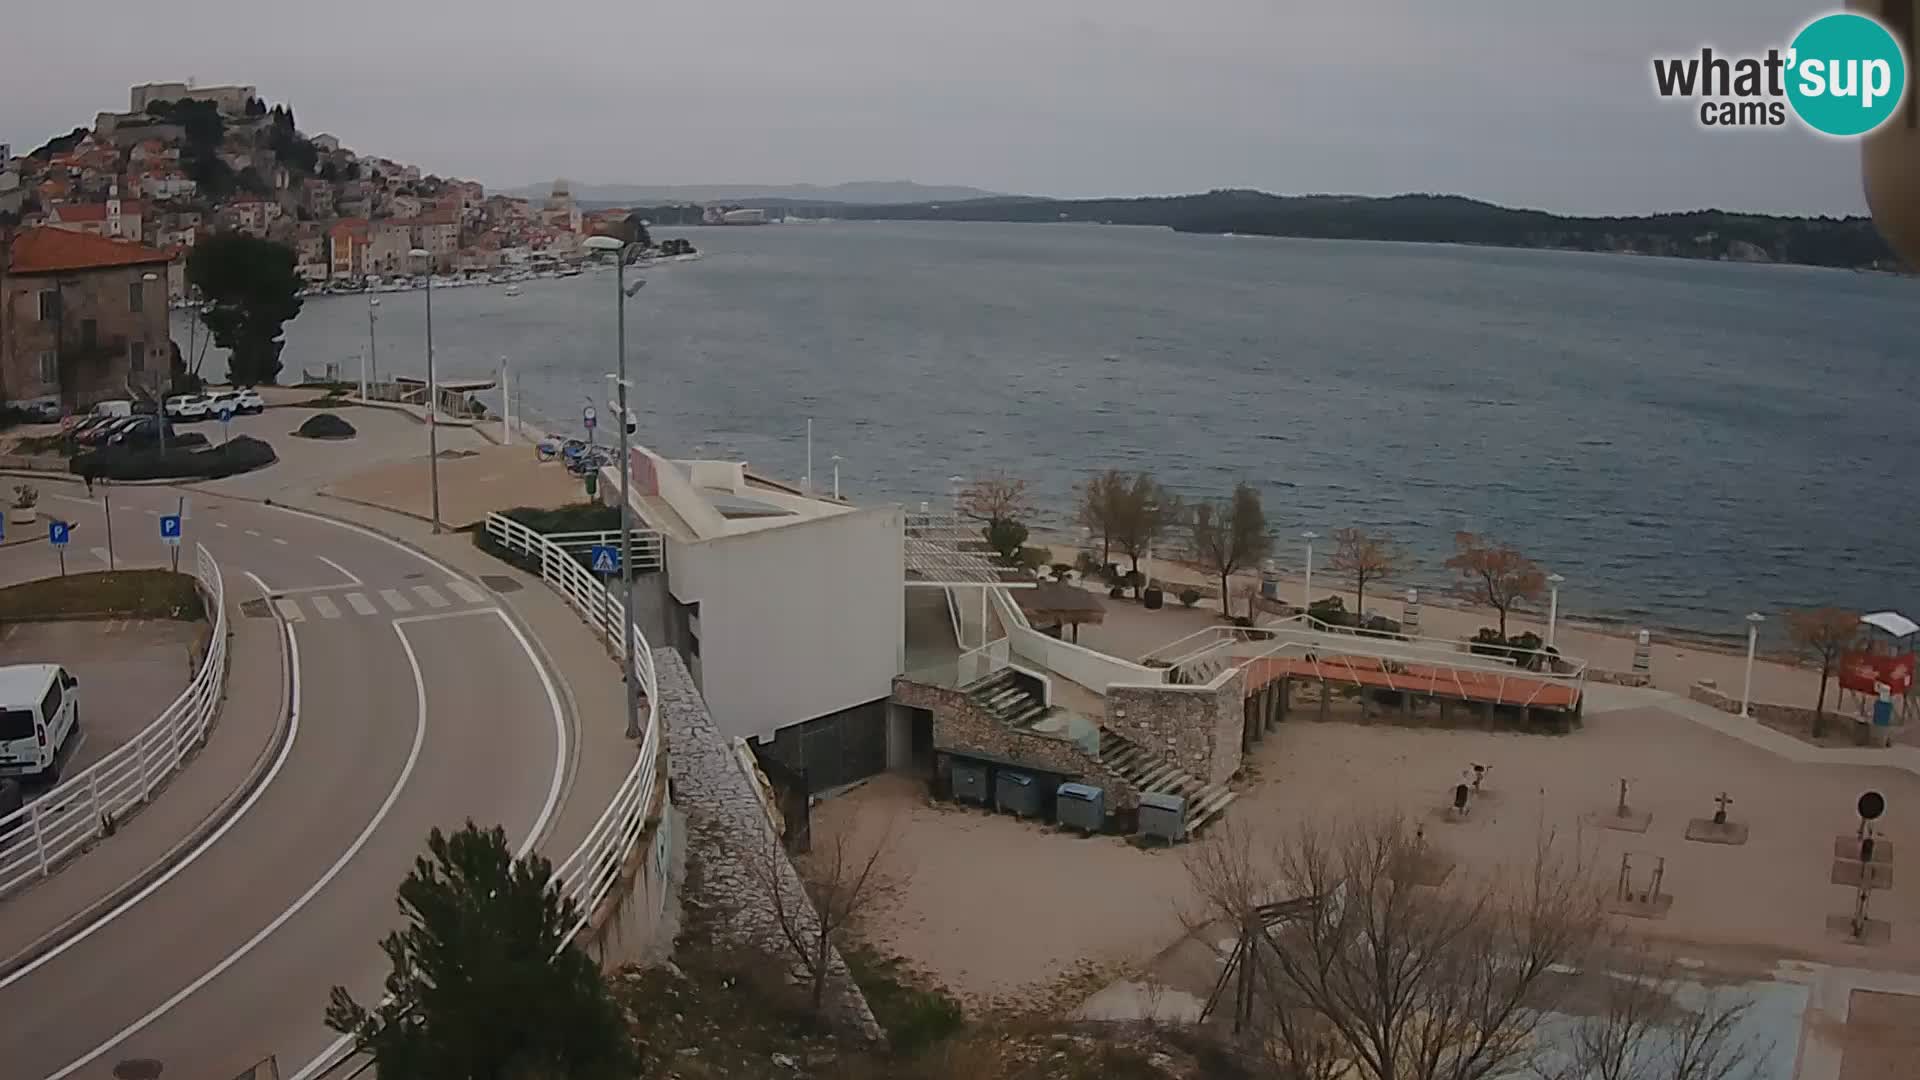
[0,618,207,791]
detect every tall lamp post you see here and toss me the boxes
[584,234,647,741]
[365,297,381,399]
[1546,573,1565,647]
[1301,530,1319,611]
[1741,612,1765,719]
[409,250,441,533]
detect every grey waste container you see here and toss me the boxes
[1138,791,1187,844]
[951,759,990,806]
[1056,782,1105,833]
[996,769,1042,817]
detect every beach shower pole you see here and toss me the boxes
[1302,531,1318,611]
[1547,573,1565,647]
[410,250,440,533]
[1741,612,1765,719]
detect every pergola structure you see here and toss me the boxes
[1014,580,1106,643]
[904,514,1034,672]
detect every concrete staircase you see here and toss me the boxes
[1169,652,1229,685]
[1097,728,1238,834]
[968,669,1050,728]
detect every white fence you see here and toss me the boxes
[483,512,663,940]
[540,528,664,572]
[989,587,1164,694]
[0,543,228,900]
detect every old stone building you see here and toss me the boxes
[0,227,173,411]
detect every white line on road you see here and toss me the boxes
[412,584,449,609]
[297,606,567,1080]
[315,555,363,586]
[48,493,92,507]
[272,537,289,546]
[310,595,341,620]
[273,598,304,622]
[144,509,158,517]
[0,571,300,993]
[345,592,377,616]
[89,547,111,567]
[446,579,486,604]
[379,588,412,612]
[49,619,426,1080]
[244,529,261,537]
[215,522,229,529]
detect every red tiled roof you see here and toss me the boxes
[7,226,173,274]
[50,201,144,223]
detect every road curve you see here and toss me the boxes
[0,484,572,1079]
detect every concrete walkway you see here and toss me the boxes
[1586,684,1920,777]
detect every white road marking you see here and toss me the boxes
[379,588,412,612]
[345,592,377,616]
[445,579,486,604]
[89,547,111,567]
[50,619,426,1080]
[273,598,304,622]
[315,555,363,586]
[0,571,299,992]
[299,605,568,1080]
[215,522,229,529]
[244,529,261,538]
[143,509,158,517]
[412,584,449,609]
[272,537,288,546]
[309,595,341,620]
[48,493,92,507]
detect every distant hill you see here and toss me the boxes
[828,190,1900,271]
[506,180,1006,206]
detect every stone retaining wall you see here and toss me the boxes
[1689,679,1827,730]
[892,676,1138,808]
[659,650,881,1041]
[1589,668,1652,688]
[1107,669,1245,786]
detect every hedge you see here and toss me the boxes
[73,435,277,482]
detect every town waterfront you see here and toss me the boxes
[182,221,1920,638]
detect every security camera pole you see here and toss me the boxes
[584,234,646,740]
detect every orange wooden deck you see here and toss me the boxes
[1241,654,1581,711]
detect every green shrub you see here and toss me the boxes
[73,435,276,482]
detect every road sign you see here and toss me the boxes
[48,521,69,547]
[589,544,619,575]
[160,514,182,546]
[583,406,598,431]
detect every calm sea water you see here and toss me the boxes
[181,222,1920,640]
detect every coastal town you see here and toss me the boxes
[0,80,684,304]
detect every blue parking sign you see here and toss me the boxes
[160,514,182,546]
[48,521,69,546]
[589,544,619,575]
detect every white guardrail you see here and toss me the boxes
[0,543,227,899]
[484,512,662,940]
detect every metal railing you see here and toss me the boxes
[0,543,228,899]
[482,512,662,940]
[539,528,664,572]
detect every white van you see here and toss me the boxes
[90,400,133,419]
[0,665,79,782]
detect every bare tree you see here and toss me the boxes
[1184,815,1608,1080]
[1785,607,1862,737]
[1444,532,1547,639]
[957,470,1033,527]
[746,817,897,1013]
[1108,471,1184,595]
[1326,527,1411,623]
[1541,942,1761,1080]
[1075,468,1126,566]
[1190,482,1273,619]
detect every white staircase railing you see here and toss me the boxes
[483,512,663,940]
[0,543,228,899]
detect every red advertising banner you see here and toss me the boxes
[1839,650,1916,695]
[629,448,659,497]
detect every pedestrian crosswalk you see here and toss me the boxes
[268,581,488,623]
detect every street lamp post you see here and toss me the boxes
[142,272,168,456]
[366,296,380,397]
[584,234,646,741]
[1547,573,1565,647]
[1301,530,1319,611]
[1741,612,1765,719]
[409,250,440,533]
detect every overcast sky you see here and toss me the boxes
[0,0,1870,215]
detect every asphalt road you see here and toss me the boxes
[0,482,572,1079]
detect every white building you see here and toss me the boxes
[610,446,904,783]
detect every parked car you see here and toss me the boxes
[67,416,113,441]
[77,417,137,446]
[89,399,132,419]
[107,416,177,448]
[0,664,79,784]
[165,395,209,421]
[203,391,242,419]
[234,388,266,414]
